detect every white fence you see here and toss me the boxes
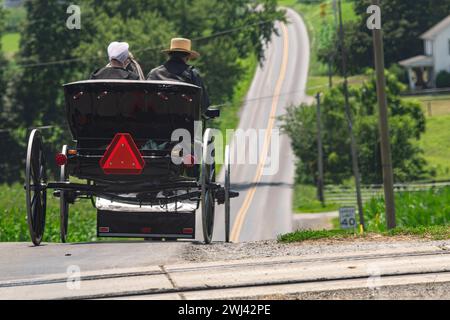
[324,181,450,207]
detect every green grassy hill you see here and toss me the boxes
[1,32,20,57]
[279,0,359,94]
[419,114,450,180]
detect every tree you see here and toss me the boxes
[281,70,429,185]
[0,7,6,107]
[319,0,450,75]
[0,6,22,184]
[2,0,86,181]
[0,0,283,183]
[83,0,283,104]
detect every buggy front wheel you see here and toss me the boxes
[25,129,47,246]
[201,128,216,244]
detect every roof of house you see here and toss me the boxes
[421,15,450,40]
[399,55,433,68]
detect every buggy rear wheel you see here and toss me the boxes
[60,145,69,243]
[25,129,47,246]
[201,128,216,244]
[224,145,231,243]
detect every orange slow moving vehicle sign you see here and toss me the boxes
[99,133,145,175]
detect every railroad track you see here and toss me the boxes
[1,247,449,300]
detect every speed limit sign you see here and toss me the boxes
[339,207,357,229]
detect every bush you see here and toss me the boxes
[281,70,429,185]
[388,64,409,85]
[364,187,450,232]
[436,70,450,88]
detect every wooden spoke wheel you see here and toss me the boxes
[25,129,47,246]
[60,145,69,243]
[201,128,216,244]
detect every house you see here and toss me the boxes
[400,15,450,90]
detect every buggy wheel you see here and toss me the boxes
[25,129,47,246]
[60,145,69,243]
[224,145,231,243]
[201,128,216,244]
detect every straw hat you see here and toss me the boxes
[162,38,200,59]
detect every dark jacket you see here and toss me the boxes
[147,58,210,112]
[90,66,139,80]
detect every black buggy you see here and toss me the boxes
[25,80,238,246]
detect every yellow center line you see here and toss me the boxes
[230,23,290,242]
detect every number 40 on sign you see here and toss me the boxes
[339,207,357,229]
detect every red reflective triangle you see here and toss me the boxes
[99,133,145,175]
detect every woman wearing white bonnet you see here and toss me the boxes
[90,41,140,80]
[108,41,130,64]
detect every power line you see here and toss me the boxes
[3,19,276,70]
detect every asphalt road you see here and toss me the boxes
[211,7,310,242]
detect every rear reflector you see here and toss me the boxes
[99,133,145,175]
[183,154,195,168]
[99,227,110,233]
[55,153,67,166]
[182,228,194,234]
[141,227,152,234]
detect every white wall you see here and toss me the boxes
[425,40,433,56]
[434,25,450,74]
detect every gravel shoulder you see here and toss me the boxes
[257,282,450,300]
[183,237,450,262]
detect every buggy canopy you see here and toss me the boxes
[63,80,202,142]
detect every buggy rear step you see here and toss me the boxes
[97,210,195,240]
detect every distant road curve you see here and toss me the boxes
[212,7,310,242]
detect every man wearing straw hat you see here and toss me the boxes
[147,38,210,111]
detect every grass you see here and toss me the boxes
[1,32,20,56]
[419,114,450,180]
[0,183,98,243]
[279,228,356,242]
[278,225,450,243]
[283,187,450,243]
[364,187,450,232]
[293,184,339,213]
[279,0,357,78]
[306,74,368,96]
[404,94,450,117]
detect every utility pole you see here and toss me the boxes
[329,0,339,89]
[316,93,325,206]
[371,0,396,229]
[337,0,365,230]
